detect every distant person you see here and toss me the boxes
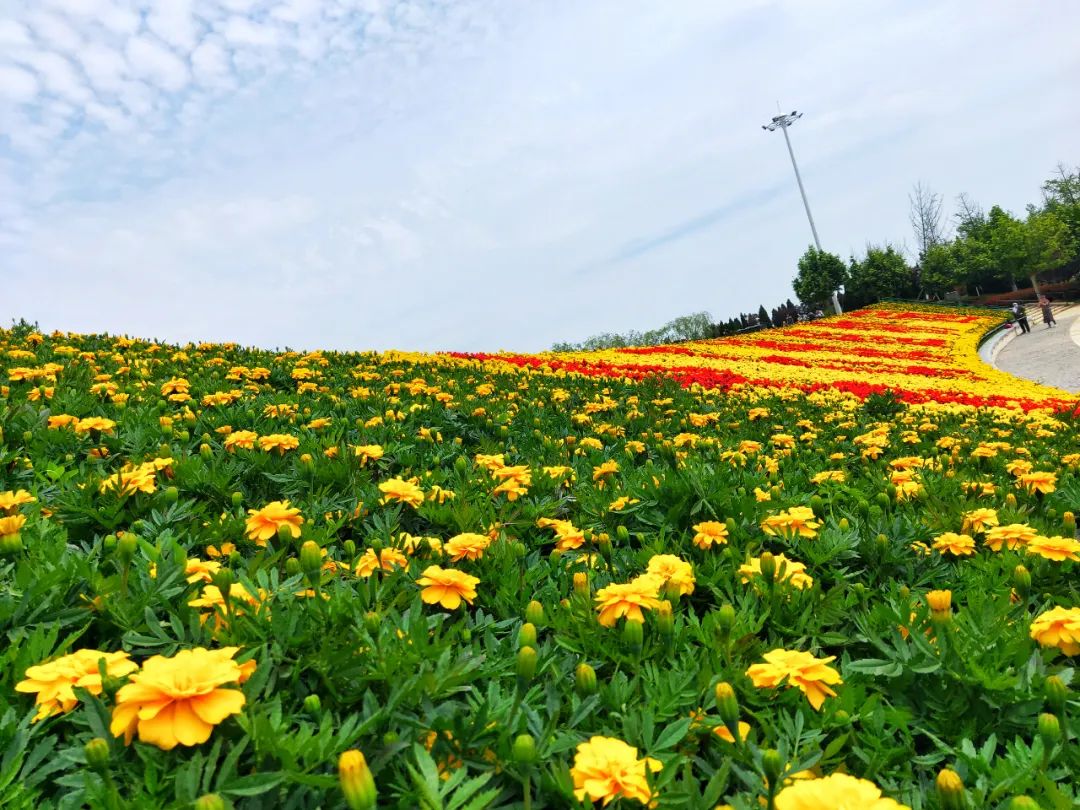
[1039,295,1057,328]
[1011,301,1031,334]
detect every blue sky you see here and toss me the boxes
[2,0,1078,351]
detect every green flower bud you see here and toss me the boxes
[303,694,322,715]
[714,681,739,729]
[621,618,644,652]
[724,517,737,536]
[1012,565,1031,597]
[1045,675,1068,715]
[382,731,399,746]
[936,768,965,810]
[1008,798,1039,810]
[199,443,213,459]
[575,663,598,696]
[759,552,776,582]
[761,748,784,785]
[512,733,538,765]
[299,540,322,578]
[809,495,824,518]
[1063,511,1076,534]
[0,529,23,554]
[597,534,613,562]
[116,532,138,565]
[163,485,180,504]
[277,522,297,545]
[525,599,545,627]
[518,622,538,649]
[616,525,629,542]
[838,517,850,531]
[193,794,229,810]
[716,604,736,640]
[212,568,233,600]
[364,611,380,635]
[338,750,377,810]
[230,491,243,508]
[516,646,538,685]
[343,539,357,559]
[1038,712,1061,747]
[84,737,110,771]
[656,601,674,639]
[285,557,301,576]
[876,492,892,511]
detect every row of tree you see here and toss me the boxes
[793,164,1080,311]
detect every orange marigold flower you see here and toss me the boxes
[354,444,384,466]
[931,532,975,557]
[1017,471,1057,495]
[1030,606,1080,655]
[739,553,814,590]
[644,554,695,596]
[245,500,303,545]
[109,647,249,749]
[1027,535,1080,562]
[775,772,909,810]
[378,478,425,509]
[223,430,259,451]
[692,521,729,550]
[961,508,998,534]
[984,523,1038,552]
[570,736,662,806]
[416,565,479,609]
[257,433,299,454]
[746,648,842,710]
[74,416,116,435]
[594,579,662,627]
[444,532,491,562]
[15,649,138,722]
[355,548,410,578]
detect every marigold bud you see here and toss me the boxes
[303,694,322,715]
[525,599,545,627]
[343,539,357,559]
[876,492,892,511]
[364,610,380,635]
[724,517,737,536]
[212,568,233,599]
[519,622,538,649]
[616,525,629,542]
[199,443,213,459]
[622,617,644,651]
[838,517,850,530]
[277,522,297,545]
[164,485,179,504]
[716,604,736,640]
[656,601,674,638]
[1037,712,1060,746]
[1044,675,1068,715]
[1063,511,1075,533]
[512,733,538,764]
[1012,565,1031,597]
[714,682,739,729]
[285,557,301,576]
[1005,493,1017,508]
[116,531,138,565]
[0,532,23,554]
[597,535,613,562]
[193,794,228,810]
[936,768,965,810]
[572,572,589,597]
[300,540,322,578]
[231,491,243,508]
[759,552,776,582]
[761,749,784,785]
[516,646,538,685]
[1007,799,1037,810]
[338,750,377,810]
[84,737,110,771]
[809,495,824,517]
[576,663,598,696]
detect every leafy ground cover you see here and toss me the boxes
[0,305,1077,809]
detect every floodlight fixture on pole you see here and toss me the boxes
[762,110,842,314]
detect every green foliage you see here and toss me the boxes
[792,246,846,309]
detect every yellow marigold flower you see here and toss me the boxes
[624,440,646,454]
[206,542,236,559]
[0,513,27,538]
[609,496,639,512]
[1027,535,1080,562]
[354,444,384,466]
[100,466,157,496]
[692,521,729,550]
[774,772,909,810]
[151,558,221,584]
[570,736,662,807]
[926,589,952,612]
[378,478,424,509]
[746,648,842,710]
[306,417,332,430]
[748,408,770,421]
[761,507,820,540]
[187,584,264,630]
[961,508,998,534]
[444,532,491,562]
[355,548,410,578]
[754,487,772,502]
[245,500,303,545]
[810,471,845,485]
[109,647,250,749]
[713,720,751,744]
[416,565,479,609]
[47,414,79,429]
[932,532,975,557]
[645,554,695,596]
[592,460,620,481]
[15,649,138,722]
[771,433,795,449]
[739,553,813,590]
[258,433,299,454]
[594,578,662,627]
[537,518,586,552]
[1017,471,1056,495]
[985,523,1038,552]
[74,416,116,435]
[223,430,258,451]
[1029,606,1080,656]
[0,489,36,513]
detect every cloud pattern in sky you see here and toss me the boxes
[2,0,1079,351]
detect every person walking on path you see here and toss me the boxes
[1039,295,1057,328]
[1011,301,1031,334]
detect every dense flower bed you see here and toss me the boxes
[451,303,1073,412]
[0,310,1077,809]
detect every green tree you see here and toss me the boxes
[1041,163,1080,247]
[919,242,963,296]
[846,245,916,306]
[985,205,1027,290]
[792,246,846,312]
[756,305,772,328]
[1024,209,1076,292]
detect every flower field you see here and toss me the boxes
[0,305,1078,809]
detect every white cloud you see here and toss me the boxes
[124,35,191,93]
[0,64,39,102]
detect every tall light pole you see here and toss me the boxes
[762,110,842,314]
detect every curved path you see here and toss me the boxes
[994,304,1080,392]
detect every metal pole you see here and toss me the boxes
[777,119,842,314]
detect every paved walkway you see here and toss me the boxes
[994,304,1080,392]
